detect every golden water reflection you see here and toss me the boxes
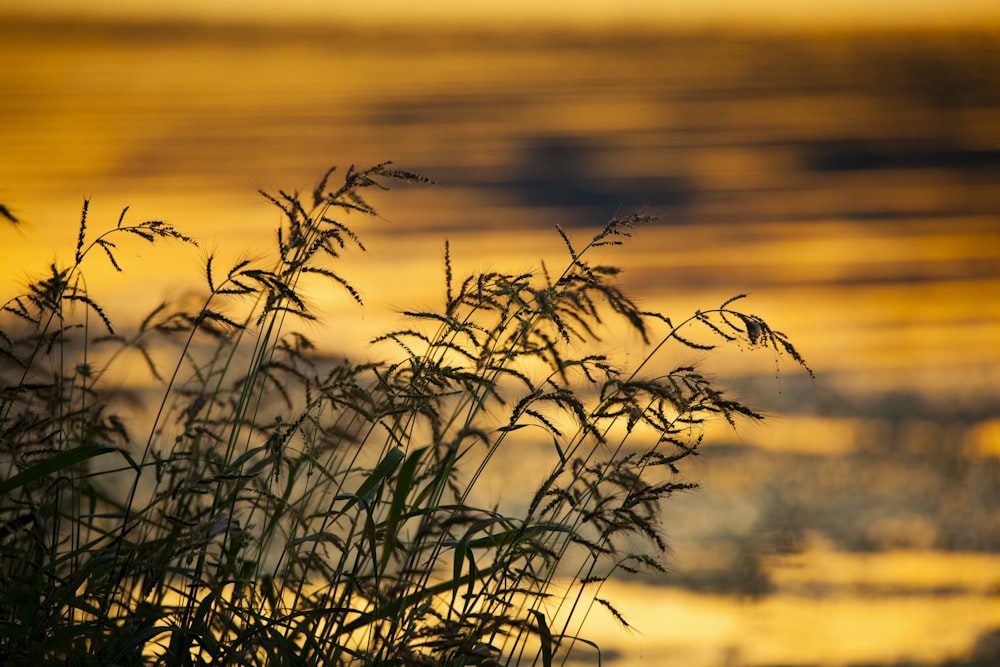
[2,17,999,665]
[577,553,1000,666]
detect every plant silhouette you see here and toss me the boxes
[0,163,810,665]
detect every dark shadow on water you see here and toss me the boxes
[803,138,1000,172]
[489,135,697,221]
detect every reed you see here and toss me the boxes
[0,164,810,665]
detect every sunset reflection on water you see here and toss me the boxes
[1,15,999,666]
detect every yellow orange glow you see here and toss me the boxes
[4,0,1000,28]
[2,17,998,667]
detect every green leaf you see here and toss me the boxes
[530,609,554,667]
[337,446,405,515]
[379,446,427,572]
[0,445,116,494]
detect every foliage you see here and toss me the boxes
[0,163,810,665]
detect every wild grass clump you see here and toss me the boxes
[0,163,811,665]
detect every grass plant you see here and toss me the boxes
[0,163,811,665]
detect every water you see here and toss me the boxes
[2,17,999,665]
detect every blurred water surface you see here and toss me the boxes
[1,17,999,666]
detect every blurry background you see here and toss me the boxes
[1,2,999,665]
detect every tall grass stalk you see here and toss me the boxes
[0,164,811,665]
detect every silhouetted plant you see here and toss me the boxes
[0,163,810,665]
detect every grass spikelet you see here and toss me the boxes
[444,239,454,311]
[75,198,89,265]
[0,202,19,225]
[595,597,631,630]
